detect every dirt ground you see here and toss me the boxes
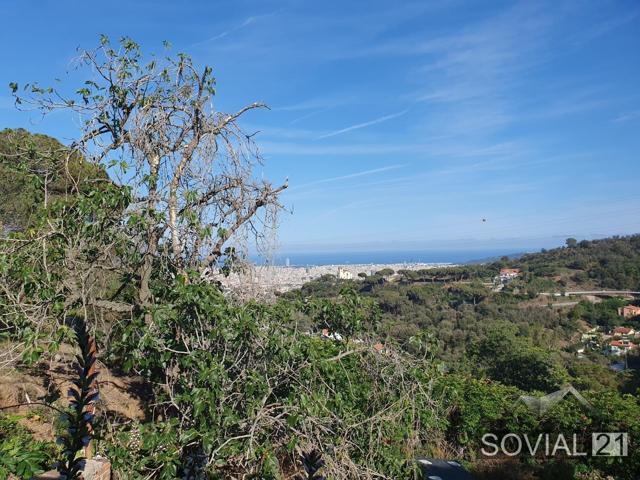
[0,343,148,442]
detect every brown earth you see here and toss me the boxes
[0,342,148,442]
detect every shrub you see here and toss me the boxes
[0,414,58,479]
[106,281,438,478]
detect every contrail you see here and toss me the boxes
[317,109,410,139]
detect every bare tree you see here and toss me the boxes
[10,36,287,313]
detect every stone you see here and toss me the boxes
[32,458,111,480]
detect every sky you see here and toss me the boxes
[1,0,639,253]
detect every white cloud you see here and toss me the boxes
[260,138,525,158]
[291,164,407,190]
[317,109,410,139]
[275,94,353,112]
[613,110,640,123]
[191,13,275,47]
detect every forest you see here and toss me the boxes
[1,38,639,480]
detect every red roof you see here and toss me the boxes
[614,327,633,335]
[611,340,635,348]
[500,268,520,274]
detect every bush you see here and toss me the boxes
[0,414,58,479]
[105,282,439,478]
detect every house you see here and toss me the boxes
[337,267,353,280]
[580,326,600,343]
[499,268,520,281]
[611,339,635,349]
[606,344,623,357]
[605,340,637,356]
[618,305,640,318]
[613,326,636,337]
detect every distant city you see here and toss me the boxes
[208,261,447,301]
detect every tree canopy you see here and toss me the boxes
[0,128,107,232]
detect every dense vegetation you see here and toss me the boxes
[0,38,639,480]
[0,128,107,232]
[280,238,640,477]
[289,236,640,358]
[287,269,574,362]
[517,236,640,290]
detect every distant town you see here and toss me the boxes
[207,262,452,300]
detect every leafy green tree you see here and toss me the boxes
[0,128,107,232]
[471,327,568,392]
[9,36,287,319]
[304,286,378,339]
[448,281,488,306]
[566,237,578,248]
[570,298,627,328]
[106,282,436,478]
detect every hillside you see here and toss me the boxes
[4,229,640,478]
[510,236,640,291]
[286,235,640,389]
[0,128,107,232]
[1,42,638,478]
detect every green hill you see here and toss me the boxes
[287,235,640,373]
[0,128,107,232]
[510,235,640,290]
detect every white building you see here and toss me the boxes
[337,267,353,280]
[499,268,521,281]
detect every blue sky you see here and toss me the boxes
[1,0,639,252]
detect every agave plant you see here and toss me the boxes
[296,449,325,480]
[56,318,99,479]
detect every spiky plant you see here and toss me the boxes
[56,318,99,479]
[296,449,325,480]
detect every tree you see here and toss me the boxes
[0,128,107,233]
[566,237,578,248]
[304,287,378,340]
[9,36,287,318]
[471,327,567,392]
[448,281,488,306]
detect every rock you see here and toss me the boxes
[83,457,111,480]
[32,458,111,480]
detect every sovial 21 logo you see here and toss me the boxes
[481,385,629,457]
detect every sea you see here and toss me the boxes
[258,249,527,267]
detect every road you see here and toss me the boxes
[540,290,640,297]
